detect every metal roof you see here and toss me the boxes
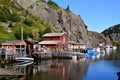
[2,40,26,45]
[43,33,66,37]
[39,41,60,45]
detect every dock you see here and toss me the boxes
[31,51,73,60]
[0,68,24,79]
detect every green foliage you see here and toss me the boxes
[9,13,21,22]
[111,41,120,48]
[85,25,88,29]
[14,28,34,40]
[0,0,53,44]
[14,29,26,40]
[0,26,16,43]
[23,19,33,26]
[38,27,51,41]
[8,23,13,28]
[29,32,34,38]
[102,24,120,44]
[47,0,60,10]
[0,0,21,22]
[66,5,70,11]
[44,26,51,33]
[38,0,46,2]
[64,5,71,13]
[102,24,120,35]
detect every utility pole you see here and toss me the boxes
[21,27,23,41]
[20,27,23,55]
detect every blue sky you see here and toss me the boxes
[52,0,120,33]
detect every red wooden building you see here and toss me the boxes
[2,40,27,54]
[39,33,69,51]
[25,39,39,53]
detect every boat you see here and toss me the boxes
[15,61,34,66]
[15,57,34,62]
[86,48,99,59]
[72,50,86,60]
[113,46,117,50]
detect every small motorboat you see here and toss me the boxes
[72,51,86,60]
[15,61,34,66]
[87,48,99,59]
[15,57,34,62]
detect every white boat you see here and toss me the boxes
[15,57,34,62]
[15,61,34,66]
[113,46,117,50]
[72,51,86,60]
[72,53,77,60]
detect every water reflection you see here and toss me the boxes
[30,59,88,80]
[82,60,120,80]
[0,49,120,80]
[17,58,90,80]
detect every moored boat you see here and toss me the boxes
[72,51,86,60]
[15,57,34,62]
[15,61,34,66]
[113,46,117,50]
[86,48,99,59]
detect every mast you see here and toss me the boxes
[20,27,23,54]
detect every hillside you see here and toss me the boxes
[0,0,111,47]
[0,0,51,44]
[102,24,120,46]
[102,24,120,42]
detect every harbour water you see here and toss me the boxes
[0,49,120,80]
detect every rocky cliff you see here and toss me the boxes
[102,24,120,42]
[89,31,111,46]
[12,0,111,47]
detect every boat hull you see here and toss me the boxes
[15,57,34,62]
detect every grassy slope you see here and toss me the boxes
[0,0,51,44]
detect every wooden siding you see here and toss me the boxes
[45,45,56,49]
[43,37,60,41]
[39,33,68,50]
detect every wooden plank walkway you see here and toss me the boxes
[0,68,24,76]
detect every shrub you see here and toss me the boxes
[14,29,29,40]
[23,19,33,27]
[0,6,20,22]
[47,0,60,10]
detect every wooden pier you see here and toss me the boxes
[0,68,24,79]
[31,51,73,60]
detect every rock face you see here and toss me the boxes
[89,31,111,46]
[13,0,111,46]
[109,33,120,42]
[102,24,120,42]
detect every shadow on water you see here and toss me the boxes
[117,72,120,80]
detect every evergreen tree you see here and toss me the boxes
[66,5,70,11]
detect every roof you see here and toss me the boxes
[39,41,60,45]
[43,33,66,37]
[2,40,26,45]
[25,39,38,44]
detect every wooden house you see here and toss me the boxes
[2,40,27,54]
[39,33,69,51]
[25,39,39,53]
[68,42,86,52]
